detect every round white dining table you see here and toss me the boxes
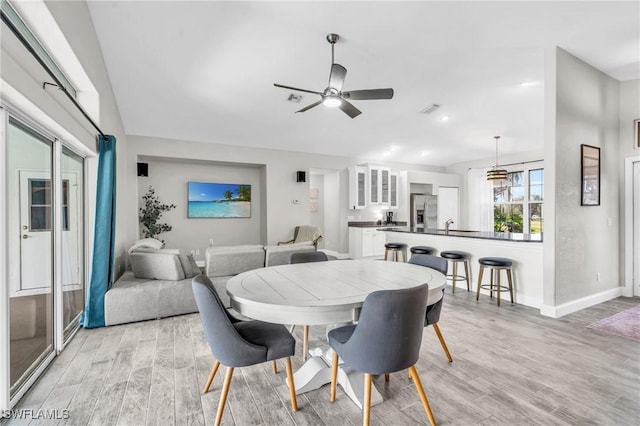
[226,258,446,326]
[226,259,446,409]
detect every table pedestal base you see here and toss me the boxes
[292,349,382,410]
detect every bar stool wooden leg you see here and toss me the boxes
[464,260,471,291]
[490,269,495,299]
[476,266,484,301]
[384,249,389,261]
[272,360,278,374]
[507,268,514,303]
[496,269,501,307]
[451,261,458,293]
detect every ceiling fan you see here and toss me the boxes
[274,33,394,118]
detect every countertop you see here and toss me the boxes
[379,226,543,242]
[348,221,408,228]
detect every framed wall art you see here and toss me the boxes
[187,182,251,218]
[580,144,600,206]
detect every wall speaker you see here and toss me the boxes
[296,171,306,183]
[137,162,149,177]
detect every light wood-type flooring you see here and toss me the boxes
[9,289,640,425]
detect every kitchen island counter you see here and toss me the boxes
[380,228,543,310]
[379,227,542,242]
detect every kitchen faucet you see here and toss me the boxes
[445,218,454,233]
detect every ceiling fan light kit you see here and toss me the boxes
[274,33,394,118]
[487,135,508,181]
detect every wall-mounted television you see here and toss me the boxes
[187,182,251,218]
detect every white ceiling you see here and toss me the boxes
[86,1,640,167]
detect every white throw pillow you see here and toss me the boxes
[128,238,164,254]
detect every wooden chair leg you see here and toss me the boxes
[330,351,339,402]
[384,373,390,382]
[464,260,471,291]
[272,360,278,374]
[363,373,372,426]
[496,269,501,306]
[284,357,298,412]
[476,266,484,300]
[303,325,310,362]
[408,366,437,426]
[203,360,220,393]
[432,324,453,362]
[215,367,234,426]
[507,268,514,303]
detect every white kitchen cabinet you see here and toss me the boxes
[389,172,399,208]
[348,166,367,209]
[349,227,386,258]
[368,165,390,205]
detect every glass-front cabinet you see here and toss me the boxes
[368,165,390,206]
[349,166,368,209]
[349,165,398,209]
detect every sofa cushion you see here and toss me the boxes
[130,251,186,281]
[264,242,315,267]
[205,245,265,277]
[105,271,197,326]
[179,254,201,278]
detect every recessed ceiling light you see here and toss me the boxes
[519,81,536,88]
[421,151,428,156]
[390,145,398,152]
[440,115,450,122]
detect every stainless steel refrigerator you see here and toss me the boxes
[410,194,438,229]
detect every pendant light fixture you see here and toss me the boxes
[487,135,508,181]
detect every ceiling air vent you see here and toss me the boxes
[287,93,303,103]
[420,104,440,114]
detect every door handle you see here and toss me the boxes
[22,234,31,239]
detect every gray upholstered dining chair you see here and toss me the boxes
[290,250,329,360]
[328,284,436,426]
[408,254,453,363]
[192,275,298,425]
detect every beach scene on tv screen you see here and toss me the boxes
[188,182,251,218]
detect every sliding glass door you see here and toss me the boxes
[6,113,85,400]
[8,117,55,397]
[61,147,84,340]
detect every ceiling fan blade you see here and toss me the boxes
[329,63,347,91]
[343,88,394,100]
[274,83,323,95]
[296,100,323,113]
[339,100,362,118]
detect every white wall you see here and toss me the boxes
[126,135,440,255]
[545,47,620,311]
[136,157,263,256]
[618,79,640,290]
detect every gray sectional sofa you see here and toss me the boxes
[104,241,315,326]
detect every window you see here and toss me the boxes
[493,167,544,234]
[493,172,524,232]
[529,169,544,234]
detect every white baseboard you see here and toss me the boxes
[540,287,623,318]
